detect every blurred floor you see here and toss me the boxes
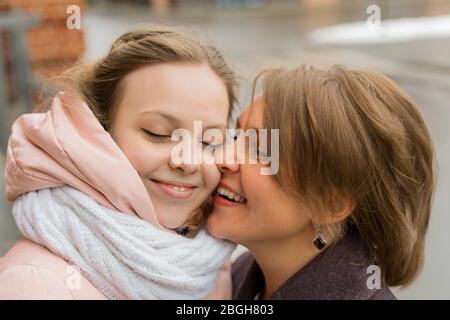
[1,0,450,298]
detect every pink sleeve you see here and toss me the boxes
[203,261,232,300]
[0,265,74,300]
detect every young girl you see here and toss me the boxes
[0,27,237,299]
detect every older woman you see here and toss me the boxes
[207,65,435,300]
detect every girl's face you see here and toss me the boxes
[207,96,315,245]
[111,63,229,229]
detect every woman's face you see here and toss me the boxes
[111,63,229,229]
[207,96,315,245]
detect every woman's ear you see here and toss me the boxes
[331,193,356,224]
[314,190,356,225]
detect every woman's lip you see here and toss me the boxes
[214,194,242,207]
[215,181,246,207]
[149,179,196,199]
[218,181,244,197]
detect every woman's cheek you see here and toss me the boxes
[240,164,262,194]
[240,164,274,212]
[202,164,221,192]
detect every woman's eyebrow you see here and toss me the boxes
[204,123,227,131]
[236,119,261,131]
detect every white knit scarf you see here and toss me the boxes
[12,187,236,300]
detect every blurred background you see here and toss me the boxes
[0,0,449,299]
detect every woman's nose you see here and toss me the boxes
[216,140,239,174]
[217,161,239,174]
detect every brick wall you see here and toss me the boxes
[1,0,86,82]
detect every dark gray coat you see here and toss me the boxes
[232,232,396,300]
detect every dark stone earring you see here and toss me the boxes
[313,230,327,250]
[175,226,190,236]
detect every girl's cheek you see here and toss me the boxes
[137,148,173,174]
[119,137,172,175]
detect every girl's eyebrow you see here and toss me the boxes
[140,110,226,130]
[139,110,179,123]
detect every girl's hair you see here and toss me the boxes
[40,26,237,233]
[45,26,237,130]
[255,64,435,287]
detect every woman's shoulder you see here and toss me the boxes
[232,251,253,274]
[279,232,397,300]
[231,251,265,300]
[0,239,106,300]
[231,234,397,300]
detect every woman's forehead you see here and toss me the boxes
[238,95,265,130]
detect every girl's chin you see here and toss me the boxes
[154,207,194,229]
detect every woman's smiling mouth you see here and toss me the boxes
[215,181,246,207]
[149,179,197,199]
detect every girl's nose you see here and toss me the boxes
[169,160,201,175]
[169,142,201,174]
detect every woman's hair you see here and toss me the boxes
[44,26,237,129]
[255,64,435,287]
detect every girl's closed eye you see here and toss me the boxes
[142,127,224,148]
[201,129,226,148]
[201,139,223,148]
[141,128,172,142]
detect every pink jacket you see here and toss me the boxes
[0,239,107,299]
[0,92,231,299]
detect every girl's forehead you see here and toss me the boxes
[117,63,229,128]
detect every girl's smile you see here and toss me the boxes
[148,178,198,200]
[111,63,230,229]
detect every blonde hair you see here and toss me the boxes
[44,26,237,129]
[255,65,435,287]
